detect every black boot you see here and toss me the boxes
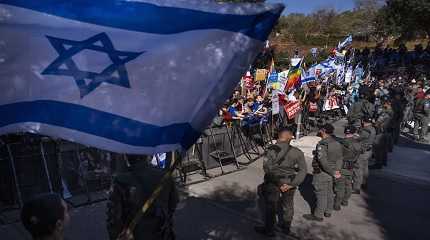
[303,214,323,222]
[254,226,276,237]
[278,222,292,235]
[370,164,383,169]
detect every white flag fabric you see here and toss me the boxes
[337,35,352,50]
[0,0,283,154]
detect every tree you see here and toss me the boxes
[354,0,384,11]
[377,0,430,40]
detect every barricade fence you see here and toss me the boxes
[0,102,343,218]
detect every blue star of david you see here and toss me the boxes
[42,32,143,98]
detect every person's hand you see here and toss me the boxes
[280,184,292,192]
[334,171,342,179]
[117,229,134,240]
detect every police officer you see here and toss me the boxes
[353,117,376,193]
[334,126,362,209]
[255,127,307,237]
[304,124,343,222]
[107,155,179,240]
[347,93,374,129]
[391,92,404,144]
[373,98,393,169]
[413,90,430,142]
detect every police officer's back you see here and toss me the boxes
[263,142,307,189]
[256,127,307,237]
[347,94,374,127]
[107,156,179,240]
[414,91,430,142]
[333,126,362,207]
[304,124,343,222]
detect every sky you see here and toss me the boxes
[267,0,355,15]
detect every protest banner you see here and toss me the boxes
[243,71,254,89]
[284,101,301,119]
[278,70,289,92]
[309,102,318,113]
[255,69,268,81]
[271,95,280,115]
[268,71,278,83]
[323,96,340,111]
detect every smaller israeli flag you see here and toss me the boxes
[301,68,316,84]
[337,35,352,50]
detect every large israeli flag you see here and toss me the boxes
[0,0,283,154]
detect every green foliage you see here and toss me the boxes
[274,50,290,70]
[376,0,430,41]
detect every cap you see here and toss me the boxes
[344,125,357,135]
[319,123,335,134]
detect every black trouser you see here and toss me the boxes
[374,133,387,166]
[393,121,401,144]
[258,182,296,232]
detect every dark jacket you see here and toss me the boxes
[108,161,179,240]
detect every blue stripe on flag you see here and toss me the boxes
[0,100,200,148]
[0,0,283,41]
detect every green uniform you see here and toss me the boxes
[391,98,404,144]
[259,141,307,233]
[312,136,343,218]
[374,107,393,166]
[107,161,179,240]
[334,137,362,208]
[414,98,430,141]
[347,99,375,128]
[354,125,376,190]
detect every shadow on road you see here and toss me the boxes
[362,171,430,240]
[298,174,316,214]
[177,183,370,240]
[398,135,430,151]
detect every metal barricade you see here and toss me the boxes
[59,142,112,207]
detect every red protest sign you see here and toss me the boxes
[309,102,318,113]
[284,101,301,119]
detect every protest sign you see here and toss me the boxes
[272,95,280,115]
[278,70,289,92]
[243,71,254,89]
[323,96,340,111]
[309,102,318,113]
[268,71,278,83]
[255,69,268,81]
[284,101,301,119]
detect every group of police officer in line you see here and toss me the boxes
[255,81,430,237]
[103,77,430,240]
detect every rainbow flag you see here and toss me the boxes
[286,60,302,90]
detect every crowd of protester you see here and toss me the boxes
[217,43,430,143]
[251,44,430,238]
